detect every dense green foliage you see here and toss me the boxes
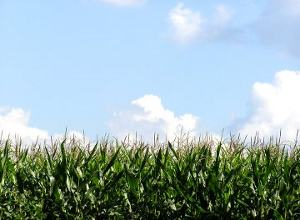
[0,136,300,219]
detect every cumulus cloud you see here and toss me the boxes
[168,3,233,43]
[256,0,300,56]
[239,70,300,140]
[0,108,90,145]
[0,108,49,143]
[108,94,199,141]
[167,0,300,51]
[101,0,144,7]
[168,3,204,43]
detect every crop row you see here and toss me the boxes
[0,136,299,219]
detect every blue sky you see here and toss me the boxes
[1,0,300,142]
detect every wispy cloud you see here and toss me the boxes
[255,0,300,57]
[168,3,233,44]
[108,94,199,141]
[166,1,300,55]
[239,70,300,140]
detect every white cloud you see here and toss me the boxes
[169,3,204,43]
[168,3,232,43]
[239,70,300,140]
[101,0,144,7]
[108,94,199,141]
[0,108,49,143]
[0,107,90,146]
[167,0,300,52]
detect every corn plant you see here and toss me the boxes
[0,136,299,219]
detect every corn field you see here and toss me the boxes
[0,136,300,219]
